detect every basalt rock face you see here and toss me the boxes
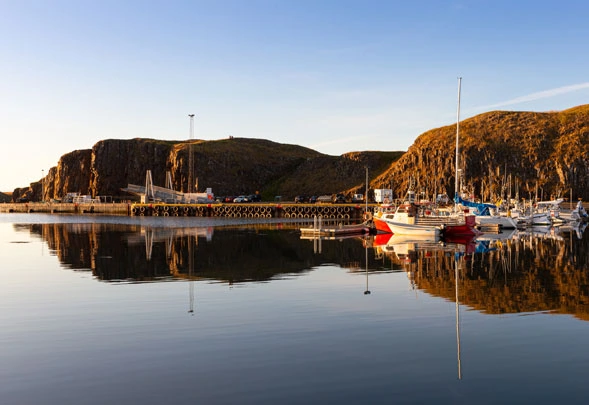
[11,104,589,203]
[90,139,174,197]
[13,149,92,202]
[373,105,589,201]
[55,149,93,197]
[13,138,352,202]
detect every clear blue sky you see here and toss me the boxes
[2,0,589,191]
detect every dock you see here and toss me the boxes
[0,202,131,215]
[300,216,372,237]
[130,202,369,220]
[1,201,373,220]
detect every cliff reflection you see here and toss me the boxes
[20,222,373,283]
[371,227,589,320]
[17,222,589,319]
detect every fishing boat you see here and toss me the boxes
[380,207,443,237]
[372,199,480,237]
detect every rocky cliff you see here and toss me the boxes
[16,137,388,202]
[12,104,589,203]
[372,105,589,201]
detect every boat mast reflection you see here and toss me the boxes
[364,242,371,295]
[455,249,462,380]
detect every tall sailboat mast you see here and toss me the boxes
[455,77,462,198]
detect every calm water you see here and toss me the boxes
[1,213,589,404]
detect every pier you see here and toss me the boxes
[0,201,372,220]
[0,202,131,215]
[129,202,368,219]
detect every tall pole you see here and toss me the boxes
[455,77,462,198]
[365,166,368,213]
[188,114,195,194]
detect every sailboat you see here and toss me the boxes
[373,78,479,238]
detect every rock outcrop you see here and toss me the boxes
[11,104,589,202]
[373,105,589,201]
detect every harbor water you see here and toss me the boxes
[1,213,588,404]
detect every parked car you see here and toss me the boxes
[351,193,364,203]
[332,194,346,203]
[224,196,236,203]
[233,195,248,203]
[308,195,318,203]
[317,195,332,203]
[294,195,308,203]
[248,194,262,202]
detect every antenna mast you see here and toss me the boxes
[188,114,195,193]
[454,77,462,197]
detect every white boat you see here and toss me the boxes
[516,199,566,226]
[528,212,553,225]
[387,220,442,237]
[373,203,459,237]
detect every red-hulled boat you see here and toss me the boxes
[372,202,480,237]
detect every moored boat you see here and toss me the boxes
[515,198,566,226]
[373,203,479,237]
[454,195,518,229]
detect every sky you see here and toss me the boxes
[1,0,589,192]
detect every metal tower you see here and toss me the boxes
[188,114,195,193]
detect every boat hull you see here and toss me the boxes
[476,215,518,229]
[373,217,393,234]
[373,209,479,237]
[300,223,370,237]
[388,222,441,237]
[442,215,481,237]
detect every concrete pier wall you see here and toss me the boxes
[1,202,372,220]
[0,202,131,215]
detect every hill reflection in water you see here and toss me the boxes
[16,220,589,319]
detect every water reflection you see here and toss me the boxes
[368,224,589,320]
[15,222,374,283]
[13,221,589,320]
